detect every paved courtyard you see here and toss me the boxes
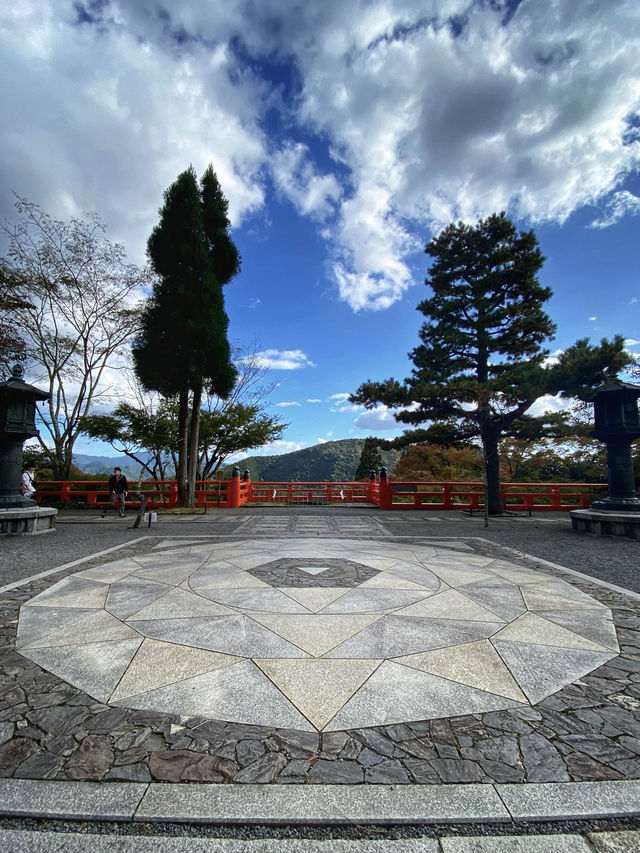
[15,536,619,734]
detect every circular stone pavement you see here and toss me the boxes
[16,537,619,732]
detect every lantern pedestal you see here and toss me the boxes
[570,508,640,541]
[0,505,57,536]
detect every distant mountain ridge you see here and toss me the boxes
[73,439,400,482]
[223,438,400,482]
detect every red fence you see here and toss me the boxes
[37,475,606,511]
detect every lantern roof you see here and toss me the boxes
[0,364,49,401]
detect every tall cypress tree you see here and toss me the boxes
[352,212,630,514]
[133,165,239,506]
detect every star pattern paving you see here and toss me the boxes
[16,538,619,732]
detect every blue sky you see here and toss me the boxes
[1,0,639,459]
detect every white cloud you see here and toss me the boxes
[245,349,316,370]
[271,142,342,221]
[307,398,322,403]
[526,393,573,417]
[276,401,301,407]
[2,0,639,311]
[589,191,640,229]
[317,437,328,444]
[352,405,400,430]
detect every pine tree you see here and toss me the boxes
[133,165,239,506]
[355,438,383,480]
[352,213,630,514]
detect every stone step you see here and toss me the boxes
[4,828,640,851]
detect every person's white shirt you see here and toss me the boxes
[21,470,35,495]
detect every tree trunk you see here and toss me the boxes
[186,384,202,507]
[482,428,503,515]
[176,389,190,507]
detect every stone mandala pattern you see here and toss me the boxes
[16,538,619,733]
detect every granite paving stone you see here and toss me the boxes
[0,528,639,787]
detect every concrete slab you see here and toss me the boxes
[497,779,640,820]
[440,837,590,852]
[135,782,510,824]
[0,833,440,853]
[0,778,146,819]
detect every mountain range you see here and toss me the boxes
[73,439,400,482]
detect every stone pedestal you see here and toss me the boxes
[570,508,640,541]
[0,505,57,536]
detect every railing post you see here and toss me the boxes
[367,470,376,503]
[60,482,71,503]
[168,481,178,508]
[378,467,392,509]
[242,470,251,505]
[443,483,451,510]
[227,467,241,508]
[551,485,561,510]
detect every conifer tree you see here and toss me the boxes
[352,213,630,514]
[355,438,383,480]
[133,165,239,506]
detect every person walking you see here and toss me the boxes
[102,467,128,518]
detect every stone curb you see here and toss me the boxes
[1,778,640,825]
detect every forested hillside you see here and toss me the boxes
[226,439,400,482]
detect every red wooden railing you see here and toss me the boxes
[36,474,606,511]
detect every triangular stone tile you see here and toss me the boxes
[195,572,271,590]
[131,563,196,586]
[110,638,242,701]
[132,547,195,565]
[458,577,526,620]
[16,606,99,649]
[74,558,142,583]
[27,584,108,610]
[325,660,523,731]
[423,565,495,588]
[395,589,506,622]
[188,564,243,589]
[321,588,432,614]
[324,615,503,658]
[23,638,142,703]
[200,588,308,612]
[256,658,382,730]
[26,576,108,608]
[226,553,275,570]
[358,572,431,591]
[430,553,495,567]
[20,609,139,648]
[127,586,237,620]
[106,577,172,621]
[153,539,204,549]
[250,614,382,657]
[127,614,309,658]
[493,640,615,705]
[113,659,315,731]
[278,587,348,612]
[395,639,528,703]
[493,612,610,652]
[522,583,605,612]
[386,562,442,590]
[536,609,619,652]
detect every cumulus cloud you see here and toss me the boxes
[246,349,316,370]
[352,405,401,430]
[307,398,322,403]
[3,0,639,310]
[526,393,573,417]
[276,400,301,407]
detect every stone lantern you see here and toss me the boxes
[590,380,640,512]
[0,364,56,534]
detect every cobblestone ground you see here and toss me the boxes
[1,532,640,786]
